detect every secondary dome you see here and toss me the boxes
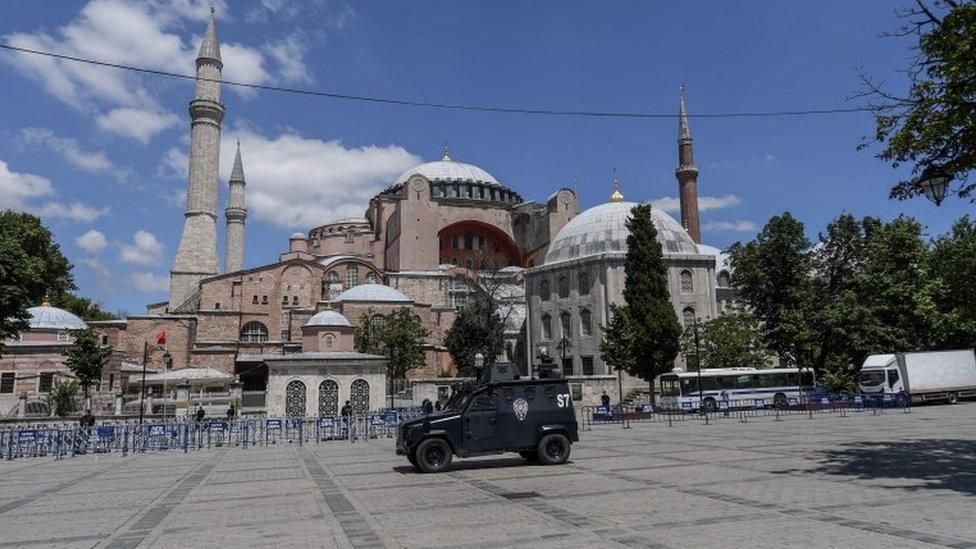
[394,159,501,187]
[26,304,87,330]
[545,201,699,264]
[305,310,352,327]
[335,284,411,303]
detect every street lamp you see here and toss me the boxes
[918,164,952,206]
[387,343,398,409]
[693,316,704,414]
[474,352,485,382]
[161,351,172,421]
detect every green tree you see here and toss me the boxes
[54,293,117,322]
[50,380,79,417]
[728,212,814,365]
[599,304,635,377]
[927,215,976,349]
[0,211,74,356]
[859,1,976,202]
[354,307,430,381]
[445,296,505,377]
[680,311,770,370]
[64,328,114,410]
[618,204,682,392]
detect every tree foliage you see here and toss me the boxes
[50,380,79,417]
[445,296,505,377]
[599,304,635,376]
[859,0,976,202]
[680,311,770,370]
[927,215,976,349]
[64,328,114,407]
[354,307,430,380]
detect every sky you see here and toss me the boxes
[0,0,971,315]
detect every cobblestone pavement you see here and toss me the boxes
[2,404,976,548]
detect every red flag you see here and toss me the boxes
[156,331,166,345]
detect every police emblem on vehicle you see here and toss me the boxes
[513,398,529,420]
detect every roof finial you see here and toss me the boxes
[441,140,451,162]
[610,167,624,202]
[678,83,692,142]
[41,294,52,307]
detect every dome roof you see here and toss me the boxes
[697,243,732,273]
[394,159,501,187]
[27,305,87,330]
[305,310,352,328]
[334,284,412,303]
[544,201,699,264]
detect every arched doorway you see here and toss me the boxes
[350,379,370,414]
[285,380,307,417]
[318,379,339,416]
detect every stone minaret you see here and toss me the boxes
[169,8,224,310]
[224,142,247,273]
[675,85,701,244]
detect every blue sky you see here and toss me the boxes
[0,0,971,314]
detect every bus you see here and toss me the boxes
[658,367,815,412]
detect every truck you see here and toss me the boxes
[857,349,976,405]
[396,362,579,473]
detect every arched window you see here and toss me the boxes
[365,271,377,284]
[541,314,552,340]
[240,321,268,343]
[680,270,694,293]
[285,380,307,417]
[371,314,387,329]
[578,272,590,296]
[350,379,370,413]
[345,265,358,289]
[717,270,730,288]
[540,279,550,301]
[318,379,338,416]
[682,307,696,330]
[580,309,592,337]
[322,333,336,348]
[560,311,572,338]
[326,271,340,284]
[558,276,570,298]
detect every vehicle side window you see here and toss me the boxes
[888,369,900,388]
[735,375,752,389]
[468,392,493,412]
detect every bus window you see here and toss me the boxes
[661,378,679,397]
[680,378,698,395]
[734,375,752,389]
[800,371,815,387]
[700,376,719,391]
[712,376,734,390]
[786,372,799,386]
[757,373,788,388]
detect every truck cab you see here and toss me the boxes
[396,364,579,473]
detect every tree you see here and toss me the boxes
[64,328,114,410]
[859,1,976,202]
[680,311,770,370]
[927,215,976,349]
[54,293,117,322]
[728,212,814,365]
[618,204,682,392]
[599,304,635,377]
[50,380,79,417]
[0,211,74,357]
[354,307,430,381]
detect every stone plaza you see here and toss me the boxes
[1,403,975,548]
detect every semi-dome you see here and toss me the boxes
[27,304,87,330]
[698,243,732,273]
[394,159,501,187]
[305,310,352,327]
[544,201,699,264]
[334,284,412,303]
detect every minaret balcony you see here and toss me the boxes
[675,164,700,177]
[188,99,226,123]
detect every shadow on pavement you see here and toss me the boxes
[393,456,539,474]
[802,439,976,495]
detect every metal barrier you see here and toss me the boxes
[1,409,425,461]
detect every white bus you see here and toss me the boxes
[658,367,815,411]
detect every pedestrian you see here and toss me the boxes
[422,398,433,415]
[79,410,95,427]
[600,391,611,408]
[340,400,352,418]
[195,406,205,422]
[434,400,442,412]
[226,405,235,420]
[720,389,730,416]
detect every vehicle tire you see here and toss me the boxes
[773,393,788,409]
[947,392,959,404]
[702,398,717,413]
[519,450,538,462]
[537,433,571,465]
[415,438,452,473]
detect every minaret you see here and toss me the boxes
[675,85,701,244]
[610,167,624,202]
[224,142,247,273]
[169,8,225,310]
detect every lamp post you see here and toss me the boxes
[387,343,398,409]
[474,352,485,382]
[693,316,704,413]
[918,164,952,206]
[556,336,573,377]
[161,351,172,421]
[138,341,167,424]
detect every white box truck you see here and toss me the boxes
[858,349,976,405]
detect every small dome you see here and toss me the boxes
[394,159,501,187]
[290,232,306,239]
[305,310,352,328]
[27,305,87,331]
[335,284,412,303]
[545,201,699,264]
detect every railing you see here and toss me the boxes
[0,409,427,461]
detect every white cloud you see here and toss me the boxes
[79,257,114,290]
[119,230,165,265]
[651,194,742,213]
[0,158,107,223]
[18,127,128,180]
[38,202,110,223]
[265,36,311,83]
[129,271,169,293]
[219,128,420,228]
[76,229,108,253]
[702,220,758,233]
[96,108,180,144]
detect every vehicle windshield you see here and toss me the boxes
[660,376,680,397]
[859,370,886,386]
[440,382,475,412]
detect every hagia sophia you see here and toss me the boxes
[1,12,733,417]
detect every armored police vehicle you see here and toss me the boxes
[396,363,579,473]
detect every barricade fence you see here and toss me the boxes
[1,409,427,461]
[579,393,910,430]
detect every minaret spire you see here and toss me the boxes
[225,141,247,273]
[675,84,701,244]
[610,167,624,202]
[441,140,451,162]
[169,9,226,309]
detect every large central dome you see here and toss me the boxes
[544,201,699,264]
[394,158,501,187]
